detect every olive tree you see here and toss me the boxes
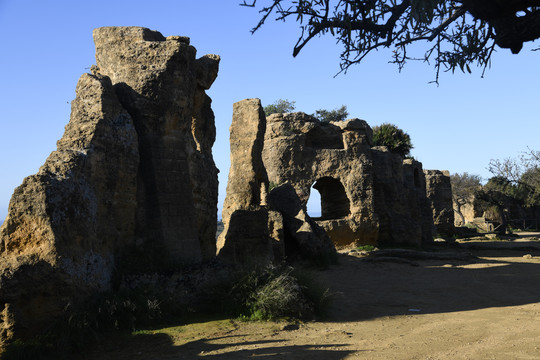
[488,148,540,206]
[450,172,482,226]
[241,0,540,82]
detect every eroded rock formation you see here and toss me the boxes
[216,99,278,264]
[424,170,455,236]
[263,113,379,247]
[0,26,219,345]
[262,112,437,247]
[218,99,335,264]
[93,26,220,261]
[371,149,433,246]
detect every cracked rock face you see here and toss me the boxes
[0,27,220,345]
[262,112,435,248]
[262,112,380,247]
[424,170,455,236]
[217,99,336,265]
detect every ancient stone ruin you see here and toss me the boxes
[217,99,336,264]
[218,101,454,255]
[424,170,455,236]
[262,111,441,248]
[0,27,220,344]
[0,27,455,348]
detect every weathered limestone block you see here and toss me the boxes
[0,27,220,345]
[218,100,335,264]
[93,26,220,261]
[424,170,455,236]
[220,99,269,222]
[263,112,436,248]
[268,184,336,260]
[263,113,379,247]
[371,148,433,246]
[0,73,138,342]
[217,209,280,265]
[217,99,278,264]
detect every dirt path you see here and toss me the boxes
[86,237,540,359]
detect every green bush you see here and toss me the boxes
[264,99,296,116]
[355,244,377,252]
[372,123,413,157]
[312,105,348,122]
[224,265,332,321]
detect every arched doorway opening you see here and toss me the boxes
[306,184,321,218]
[307,177,350,220]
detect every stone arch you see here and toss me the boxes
[310,177,350,220]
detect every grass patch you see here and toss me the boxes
[3,262,333,359]
[355,244,377,252]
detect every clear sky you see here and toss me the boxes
[0,0,538,222]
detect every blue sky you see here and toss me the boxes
[0,0,538,221]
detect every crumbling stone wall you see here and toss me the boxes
[218,100,335,264]
[371,148,433,246]
[216,99,279,264]
[263,113,379,247]
[262,112,436,247]
[0,26,220,345]
[424,170,455,236]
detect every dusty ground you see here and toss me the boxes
[86,234,540,360]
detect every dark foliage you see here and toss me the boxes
[242,0,540,82]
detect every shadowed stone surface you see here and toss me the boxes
[262,113,379,247]
[93,26,220,261]
[216,99,278,264]
[0,27,220,346]
[424,170,455,236]
[262,112,435,247]
[268,184,336,260]
[218,100,335,264]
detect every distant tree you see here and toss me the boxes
[488,148,540,206]
[264,99,296,116]
[450,172,482,226]
[520,167,540,205]
[372,123,413,157]
[313,105,349,122]
[476,176,518,234]
[241,0,540,82]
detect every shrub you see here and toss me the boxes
[372,123,413,157]
[225,264,332,321]
[264,99,296,116]
[312,105,348,122]
[355,244,377,252]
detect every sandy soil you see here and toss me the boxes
[86,235,540,360]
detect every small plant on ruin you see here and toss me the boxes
[372,123,413,158]
[312,105,348,123]
[355,244,377,252]
[264,99,296,116]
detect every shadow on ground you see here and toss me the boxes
[86,331,355,359]
[322,241,540,322]
[84,239,540,360]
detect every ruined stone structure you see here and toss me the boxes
[371,148,434,246]
[218,100,335,264]
[424,170,455,236]
[0,27,219,344]
[216,99,279,264]
[262,112,439,247]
